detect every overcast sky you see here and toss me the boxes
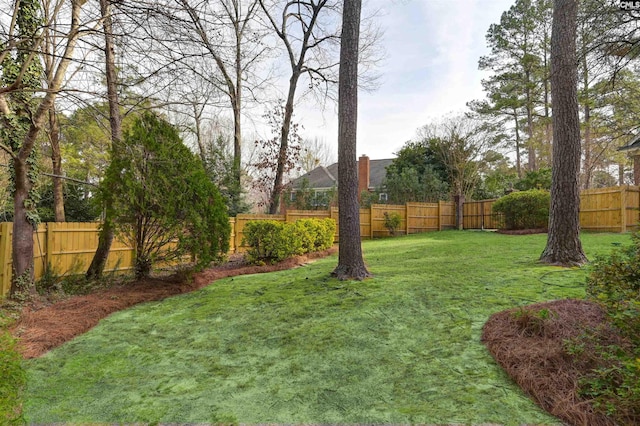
[294,0,516,161]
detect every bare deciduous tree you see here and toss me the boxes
[258,0,342,214]
[86,0,125,279]
[1,0,88,297]
[299,136,336,174]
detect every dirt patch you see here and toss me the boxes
[10,248,336,359]
[482,299,620,426]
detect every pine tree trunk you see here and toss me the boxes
[332,0,370,281]
[526,88,537,171]
[540,0,587,266]
[513,110,522,178]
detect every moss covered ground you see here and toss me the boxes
[23,231,629,424]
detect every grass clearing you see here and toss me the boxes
[24,231,629,424]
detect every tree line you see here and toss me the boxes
[377,0,640,210]
[1,0,375,297]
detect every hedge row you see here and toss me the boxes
[243,218,336,264]
[492,189,550,230]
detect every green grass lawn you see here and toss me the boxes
[24,231,629,425]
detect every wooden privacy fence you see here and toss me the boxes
[0,222,135,297]
[463,199,504,230]
[0,201,455,297]
[580,186,640,232]
[461,185,640,233]
[229,201,456,253]
[1,186,637,297]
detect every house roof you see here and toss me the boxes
[618,135,640,153]
[291,158,394,189]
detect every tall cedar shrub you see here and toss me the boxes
[100,112,230,278]
[493,189,550,230]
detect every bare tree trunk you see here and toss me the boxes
[49,107,65,222]
[10,158,36,298]
[332,0,370,281]
[193,102,206,162]
[540,0,587,267]
[580,48,594,190]
[268,73,299,214]
[87,0,122,279]
[526,87,537,172]
[9,0,84,297]
[233,20,243,206]
[513,109,522,178]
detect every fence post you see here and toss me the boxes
[405,203,410,235]
[0,223,12,297]
[46,222,54,271]
[621,186,627,233]
[235,215,243,252]
[438,201,442,231]
[331,207,339,242]
[370,205,374,239]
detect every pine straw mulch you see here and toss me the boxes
[10,248,336,359]
[482,298,626,426]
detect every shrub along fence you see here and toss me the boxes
[0,202,455,297]
[0,186,637,297]
[230,201,456,253]
[463,185,640,233]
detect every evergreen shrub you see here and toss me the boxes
[243,218,335,264]
[574,233,640,421]
[383,212,403,236]
[492,189,550,230]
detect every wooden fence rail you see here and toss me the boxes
[1,185,638,297]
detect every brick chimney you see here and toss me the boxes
[358,154,370,200]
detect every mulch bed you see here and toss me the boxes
[10,248,336,359]
[482,299,620,426]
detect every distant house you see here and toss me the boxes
[288,155,394,208]
[618,136,640,185]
